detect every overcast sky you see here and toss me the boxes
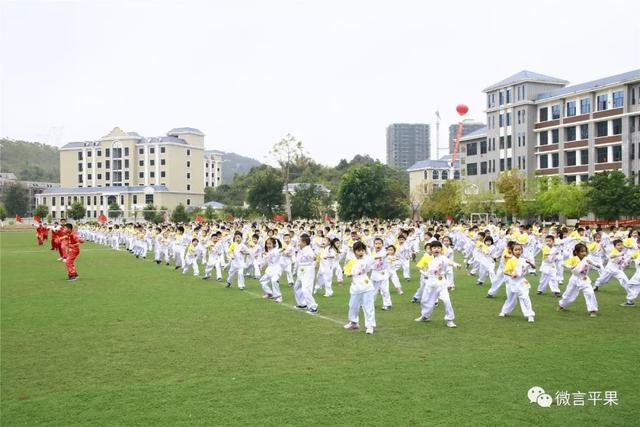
[1,0,639,166]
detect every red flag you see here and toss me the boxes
[98,214,107,224]
[15,214,23,223]
[274,214,285,222]
[34,215,41,223]
[195,215,204,223]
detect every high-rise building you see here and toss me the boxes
[386,123,430,170]
[448,120,485,154]
[36,126,224,220]
[460,69,640,193]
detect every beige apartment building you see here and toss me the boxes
[36,127,223,220]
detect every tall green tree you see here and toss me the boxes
[108,202,122,219]
[66,202,86,221]
[270,134,304,219]
[246,167,284,217]
[33,204,49,219]
[170,203,189,223]
[0,204,7,221]
[2,183,28,216]
[290,184,331,220]
[495,170,526,218]
[585,171,634,220]
[204,205,216,221]
[420,181,463,220]
[463,190,497,216]
[337,163,409,220]
[142,203,157,223]
[537,177,588,219]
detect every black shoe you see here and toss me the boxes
[476,282,483,286]
[553,292,562,298]
[216,277,222,282]
[486,294,495,298]
[166,262,170,266]
[174,266,180,270]
[411,297,418,303]
[295,305,308,310]
[225,282,232,288]
[203,276,210,280]
[594,286,599,292]
[156,260,161,264]
[536,291,543,295]
[308,307,318,314]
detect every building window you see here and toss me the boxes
[551,105,560,120]
[597,94,608,111]
[187,198,191,206]
[612,118,622,135]
[97,173,102,179]
[87,173,92,180]
[467,142,477,156]
[97,162,102,168]
[160,159,166,165]
[566,175,577,184]
[580,149,589,165]
[551,153,559,168]
[596,121,608,137]
[612,145,622,162]
[580,124,589,140]
[480,140,487,154]
[161,171,166,178]
[150,147,155,154]
[506,158,512,170]
[500,159,505,171]
[499,114,504,127]
[580,174,589,183]
[78,174,83,183]
[160,146,165,154]
[139,172,144,178]
[113,160,122,169]
[186,172,191,179]
[106,160,111,168]
[78,152,83,160]
[581,98,591,114]
[187,184,191,190]
[125,171,129,180]
[187,161,191,167]
[507,135,512,148]
[466,163,477,176]
[506,112,511,126]
[87,151,92,158]
[124,147,129,156]
[596,147,608,163]
[612,91,624,108]
[52,196,56,206]
[150,159,155,166]
[187,149,191,156]
[124,159,129,168]
[94,196,97,205]
[139,160,144,167]
[97,150,102,156]
[499,91,504,105]
[139,148,144,155]
[551,129,559,144]
[539,107,548,122]
[133,195,138,204]
[78,163,83,172]
[120,195,124,205]
[566,101,576,117]
[480,161,487,175]
[566,126,576,141]
[506,88,512,103]
[145,194,153,204]
[105,148,110,157]
[150,172,155,178]
[566,151,577,166]
[539,132,548,145]
[112,148,122,158]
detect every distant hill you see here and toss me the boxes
[0,139,60,182]
[221,152,262,183]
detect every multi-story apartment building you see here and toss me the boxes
[36,126,223,220]
[460,69,640,192]
[204,150,224,188]
[386,123,431,170]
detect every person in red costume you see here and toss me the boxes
[61,223,84,281]
[36,223,48,245]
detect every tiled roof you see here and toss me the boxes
[167,127,205,136]
[460,126,488,141]
[536,69,640,101]
[407,156,460,172]
[484,70,568,92]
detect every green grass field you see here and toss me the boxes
[1,231,639,426]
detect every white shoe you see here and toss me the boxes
[528,316,535,323]
[498,313,506,317]
[414,316,429,322]
[343,322,359,330]
[274,296,283,303]
[365,327,374,335]
[446,321,457,328]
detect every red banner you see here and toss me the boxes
[98,214,107,224]
[15,214,22,223]
[578,219,640,226]
[195,215,205,223]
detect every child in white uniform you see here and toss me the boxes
[558,243,602,317]
[498,243,536,322]
[343,241,376,334]
[259,237,283,303]
[293,234,318,314]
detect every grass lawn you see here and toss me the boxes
[1,230,639,426]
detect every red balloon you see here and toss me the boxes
[456,104,469,116]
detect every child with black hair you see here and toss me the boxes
[293,234,318,313]
[259,237,284,303]
[183,237,200,276]
[371,237,392,310]
[343,241,376,334]
[594,239,630,291]
[537,235,562,297]
[498,243,536,322]
[226,231,250,289]
[414,240,460,328]
[62,223,84,281]
[315,236,340,297]
[559,243,602,316]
